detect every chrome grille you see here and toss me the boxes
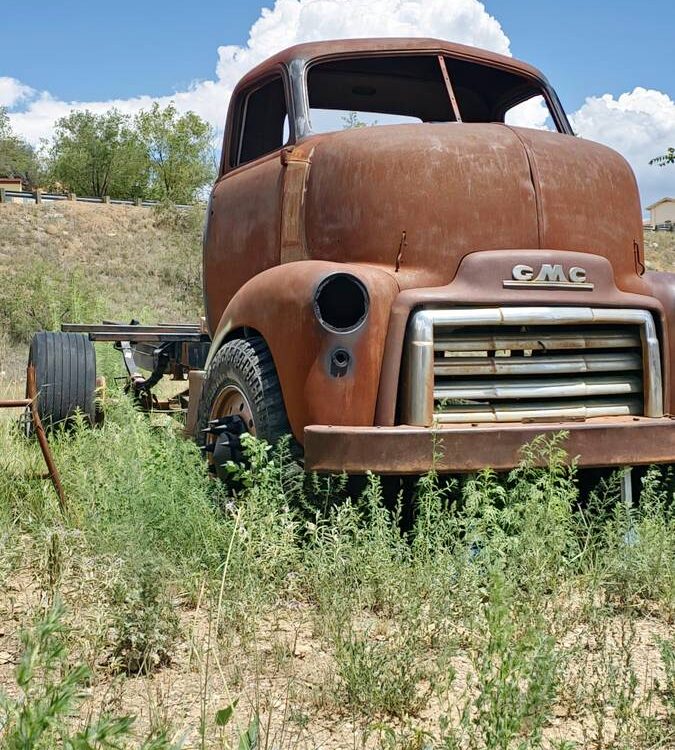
[401,307,663,426]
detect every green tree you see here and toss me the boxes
[341,111,368,129]
[0,107,40,187]
[135,102,215,204]
[650,147,675,166]
[48,109,148,198]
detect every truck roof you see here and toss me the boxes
[238,37,549,89]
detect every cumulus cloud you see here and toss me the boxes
[505,95,552,130]
[0,77,35,108]
[3,0,673,208]
[571,87,675,209]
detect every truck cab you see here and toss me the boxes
[195,39,675,472]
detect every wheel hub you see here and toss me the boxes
[201,385,255,478]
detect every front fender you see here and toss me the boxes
[209,261,400,441]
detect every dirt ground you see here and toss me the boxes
[0,544,672,749]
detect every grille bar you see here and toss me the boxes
[434,351,642,377]
[402,307,664,426]
[433,374,642,401]
[432,398,642,424]
[433,330,641,352]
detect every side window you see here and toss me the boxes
[504,94,554,131]
[232,75,289,167]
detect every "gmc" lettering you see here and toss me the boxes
[512,264,588,283]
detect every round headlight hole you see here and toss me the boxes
[314,274,369,333]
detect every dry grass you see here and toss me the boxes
[0,201,203,324]
[645,229,675,274]
[0,201,203,377]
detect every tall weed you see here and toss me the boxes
[0,601,177,749]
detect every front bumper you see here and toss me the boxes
[304,417,675,474]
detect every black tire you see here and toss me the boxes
[27,331,96,430]
[196,336,296,473]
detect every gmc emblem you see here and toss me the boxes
[504,263,594,290]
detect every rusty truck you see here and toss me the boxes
[29,38,675,477]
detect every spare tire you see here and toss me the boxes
[27,331,96,430]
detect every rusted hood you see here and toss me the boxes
[300,123,644,290]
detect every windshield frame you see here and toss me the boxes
[289,50,572,139]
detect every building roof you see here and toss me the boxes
[646,197,675,210]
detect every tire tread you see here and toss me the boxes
[196,335,294,452]
[28,331,96,429]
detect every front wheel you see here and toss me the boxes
[196,336,296,478]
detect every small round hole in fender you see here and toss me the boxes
[330,348,351,378]
[313,273,369,333]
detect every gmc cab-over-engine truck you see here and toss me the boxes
[30,38,675,476]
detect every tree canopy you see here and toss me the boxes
[0,107,40,188]
[649,147,675,167]
[136,103,215,204]
[45,103,215,203]
[48,109,148,199]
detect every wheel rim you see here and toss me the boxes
[210,384,256,435]
[203,384,256,474]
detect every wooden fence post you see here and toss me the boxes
[0,188,6,204]
[35,188,42,204]
[103,195,110,204]
[68,192,76,201]
[134,197,142,207]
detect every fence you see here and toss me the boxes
[0,188,191,209]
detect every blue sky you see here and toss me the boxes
[2,0,673,112]
[1,0,674,207]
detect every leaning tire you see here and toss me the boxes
[27,331,97,430]
[196,336,295,477]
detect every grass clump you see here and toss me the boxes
[334,617,430,718]
[0,600,177,749]
[0,259,102,344]
[109,561,180,676]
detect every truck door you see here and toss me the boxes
[203,71,290,334]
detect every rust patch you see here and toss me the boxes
[395,230,406,273]
[281,145,314,264]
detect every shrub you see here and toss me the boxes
[109,561,181,676]
[0,259,101,344]
[0,600,169,749]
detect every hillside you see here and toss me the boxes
[0,201,203,376]
[645,228,675,273]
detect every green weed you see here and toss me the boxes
[0,259,102,344]
[109,561,181,675]
[0,398,673,748]
[0,601,177,749]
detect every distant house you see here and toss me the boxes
[0,177,22,192]
[0,177,24,204]
[647,197,675,226]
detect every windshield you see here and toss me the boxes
[306,54,560,134]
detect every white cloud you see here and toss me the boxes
[570,87,675,210]
[505,95,552,130]
[3,0,673,209]
[0,77,35,108]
